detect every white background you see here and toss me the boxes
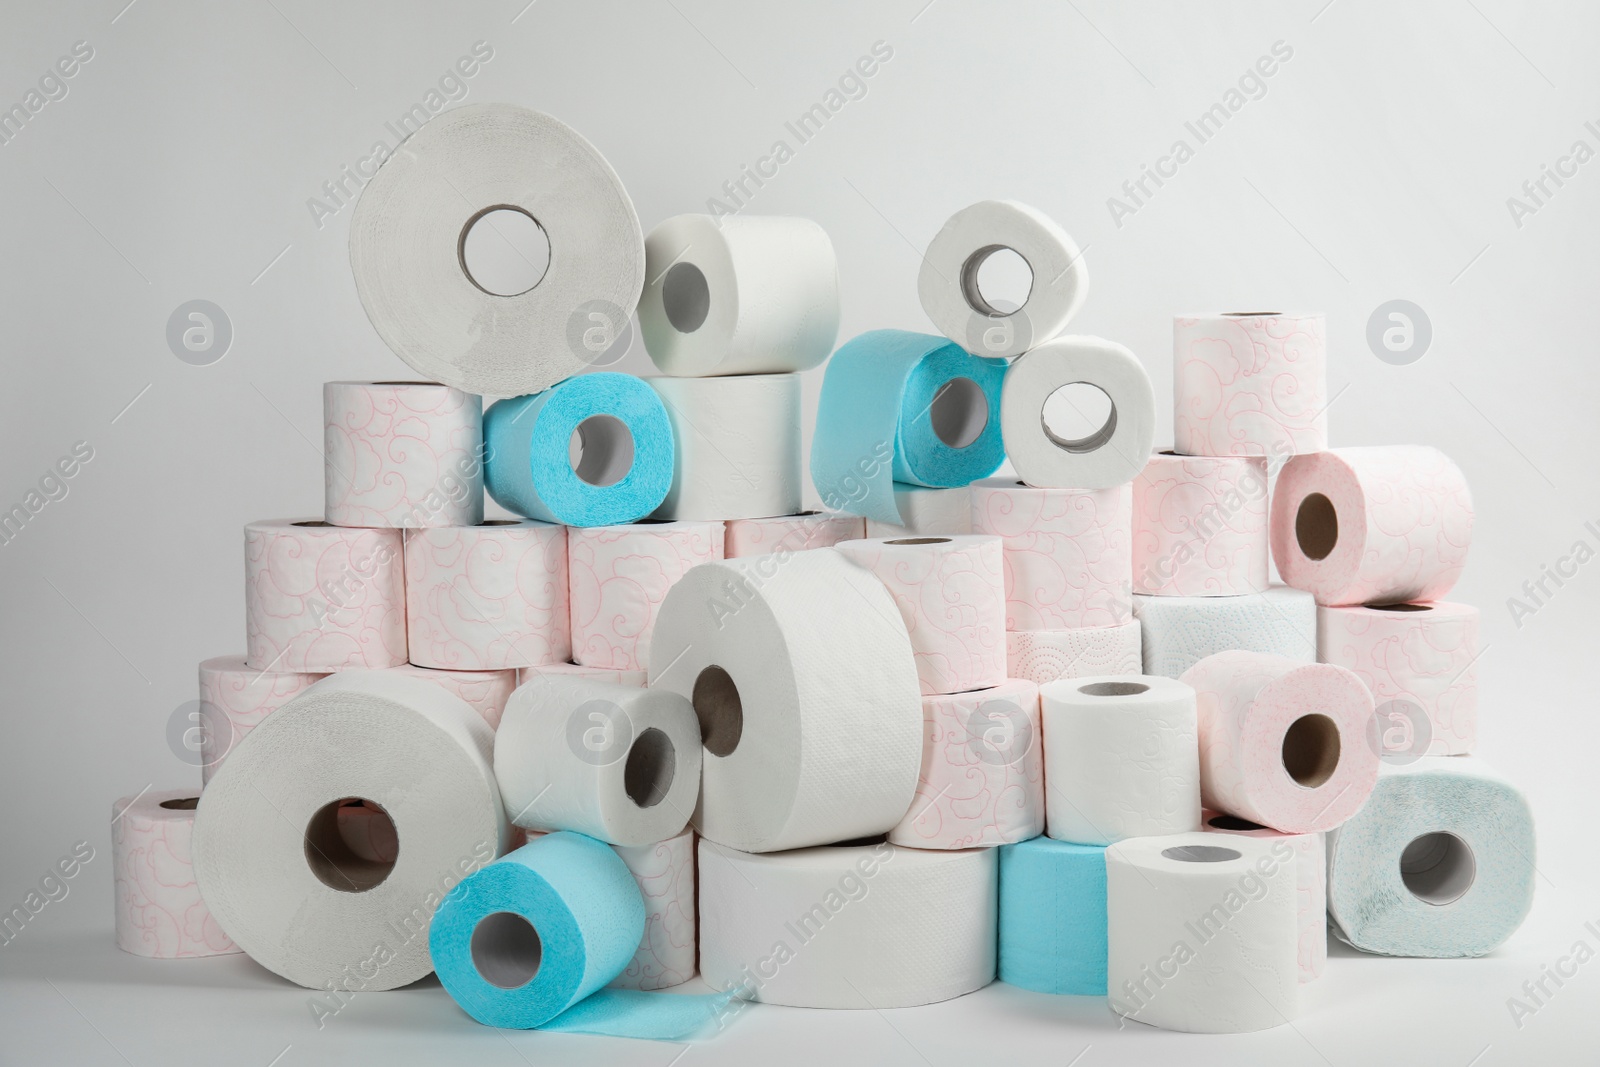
[2,0,1598,1063]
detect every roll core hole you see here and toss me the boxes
[478,520,521,527]
[304,797,397,893]
[1041,382,1117,454]
[885,537,951,546]
[624,727,676,809]
[1372,603,1432,612]
[1162,844,1242,863]
[1207,814,1267,832]
[960,245,1033,316]
[1079,681,1150,697]
[458,206,551,297]
[929,377,989,449]
[662,261,711,333]
[159,797,199,811]
[1400,831,1476,906]
[1282,714,1341,788]
[1295,493,1338,561]
[470,911,543,989]
[693,665,743,758]
[292,521,332,528]
[1224,311,1281,317]
[568,415,635,487]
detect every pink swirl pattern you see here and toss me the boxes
[834,534,1006,695]
[1317,602,1478,755]
[522,828,697,989]
[725,512,865,558]
[568,521,725,670]
[1005,623,1142,685]
[1173,312,1327,458]
[112,789,239,958]
[1271,446,1474,606]
[404,520,570,670]
[198,656,326,786]
[244,520,406,671]
[887,680,1043,849]
[516,662,648,688]
[386,664,518,731]
[971,479,1132,629]
[1201,811,1326,981]
[1182,650,1378,833]
[323,381,483,528]
[1132,453,1268,596]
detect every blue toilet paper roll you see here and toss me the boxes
[430,832,730,1036]
[998,837,1107,995]
[810,330,1006,525]
[484,373,674,527]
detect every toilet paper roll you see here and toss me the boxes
[917,200,1088,358]
[386,664,518,731]
[997,837,1106,995]
[1006,622,1143,686]
[1326,757,1534,958]
[1133,586,1318,679]
[403,520,570,671]
[192,671,508,990]
[429,832,726,1035]
[1181,650,1378,833]
[834,534,1006,696]
[971,478,1133,629]
[1132,452,1269,596]
[484,374,674,528]
[197,656,327,785]
[349,103,643,396]
[244,520,406,672]
[887,680,1043,849]
[517,662,648,689]
[113,789,239,958]
[1271,446,1474,606]
[650,551,923,852]
[647,374,801,521]
[1107,832,1299,1033]
[864,485,973,540]
[639,214,839,377]
[1042,675,1200,845]
[568,520,725,671]
[494,676,700,846]
[1001,336,1156,490]
[1318,602,1479,756]
[724,512,864,558]
[699,839,997,1008]
[1173,312,1327,458]
[811,330,1006,525]
[1201,811,1326,981]
[323,381,484,529]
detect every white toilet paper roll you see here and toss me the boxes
[494,676,700,847]
[699,838,997,1008]
[1042,676,1199,846]
[192,671,508,990]
[834,534,1007,696]
[1001,336,1156,489]
[724,512,864,558]
[648,374,801,521]
[1201,811,1326,981]
[1133,586,1317,680]
[864,485,973,539]
[1107,832,1300,1033]
[1006,622,1143,685]
[639,214,839,377]
[917,200,1088,358]
[349,104,643,396]
[649,551,923,852]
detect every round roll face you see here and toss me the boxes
[349,104,643,396]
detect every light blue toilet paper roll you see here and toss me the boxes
[810,330,1006,525]
[430,832,731,1036]
[484,374,674,527]
[1326,757,1534,958]
[998,837,1106,995]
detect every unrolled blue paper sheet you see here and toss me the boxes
[810,330,1006,524]
[430,832,733,1037]
[998,837,1106,995]
[484,373,674,527]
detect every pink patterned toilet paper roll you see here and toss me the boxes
[1132,452,1268,596]
[516,662,648,689]
[724,512,865,558]
[568,521,724,671]
[1173,312,1327,458]
[113,789,240,958]
[1005,622,1143,686]
[323,381,483,528]
[198,656,326,785]
[386,664,518,731]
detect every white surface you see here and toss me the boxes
[2,0,1598,1060]
[647,373,802,521]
